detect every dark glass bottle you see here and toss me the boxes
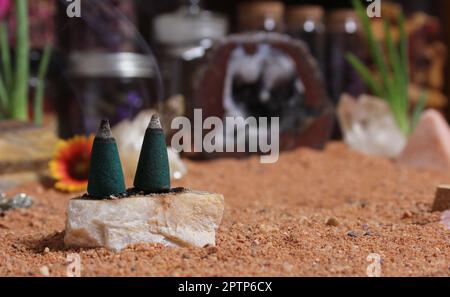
[54,0,162,138]
[326,9,368,104]
[237,1,285,32]
[286,5,326,74]
[152,0,228,118]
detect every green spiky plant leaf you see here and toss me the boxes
[346,0,426,136]
[0,0,51,124]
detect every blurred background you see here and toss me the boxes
[0,0,449,191]
[1,0,447,135]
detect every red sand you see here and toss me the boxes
[0,142,449,276]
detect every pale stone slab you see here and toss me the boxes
[398,109,450,171]
[64,189,224,252]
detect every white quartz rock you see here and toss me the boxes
[337,93,407,158]
[112,109,188,180]
[64,189,224,252]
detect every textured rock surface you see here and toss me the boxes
[441,211,450,230]
[398,109,450,171]
[64,189,224,252]
[337,94,406,158]
[432,185,450,212]
[0,120,58,175]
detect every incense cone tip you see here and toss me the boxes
[148,114,162,130]
[97,119,113,138]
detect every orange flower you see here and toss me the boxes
[49,135,94,192]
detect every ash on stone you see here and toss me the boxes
[96,119,113,139]
[148,114,162,130]
[80,187,187,200]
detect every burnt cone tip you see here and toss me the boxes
[96,119,113,139]
[148,114,162,130]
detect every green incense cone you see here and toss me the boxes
[87,119,126,198]
[133,114,171,193]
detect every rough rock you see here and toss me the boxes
[432,185,450,212]
[337,94,406,158]
[441,210,450,230]
[0,120,58,175]
[0,193,33,212]
[64,189,224,252]
[398,109,450,171]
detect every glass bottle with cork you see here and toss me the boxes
[286,5,326,74]
[237,1,285,32]
[326,9,368,105]
[152,0,229,117]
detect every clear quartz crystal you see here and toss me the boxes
[337,94,407,158]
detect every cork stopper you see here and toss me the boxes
[327,9,359,24]
[238,1,285,31]
[286,5,324,26]
[327,9,361,33]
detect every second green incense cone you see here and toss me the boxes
[87,119,126,198]
[134,114,171,193]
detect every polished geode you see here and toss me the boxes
[192,32,333,158]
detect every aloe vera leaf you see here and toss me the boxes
[346,53,384,98]
[0,22,12,92]
[352,0,389,92]
[399,12,409,84]
[411,91,427,132]
[0,75,8,114]
[33,44,51,125]
[384,20,407,112]
[10,0,29,121]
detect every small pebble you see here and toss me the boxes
[347,231,358,238]
[43,247,50,254]
[363,231,373,237]
[0,193,33,212]
[283,262,294,272]
[298,216,310,225]
[325,217,339,227]
[181,253,190,259]
[401,211,413,219]
[39,265,50,277]
[360,201,368,208]
[206,246,218,254]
